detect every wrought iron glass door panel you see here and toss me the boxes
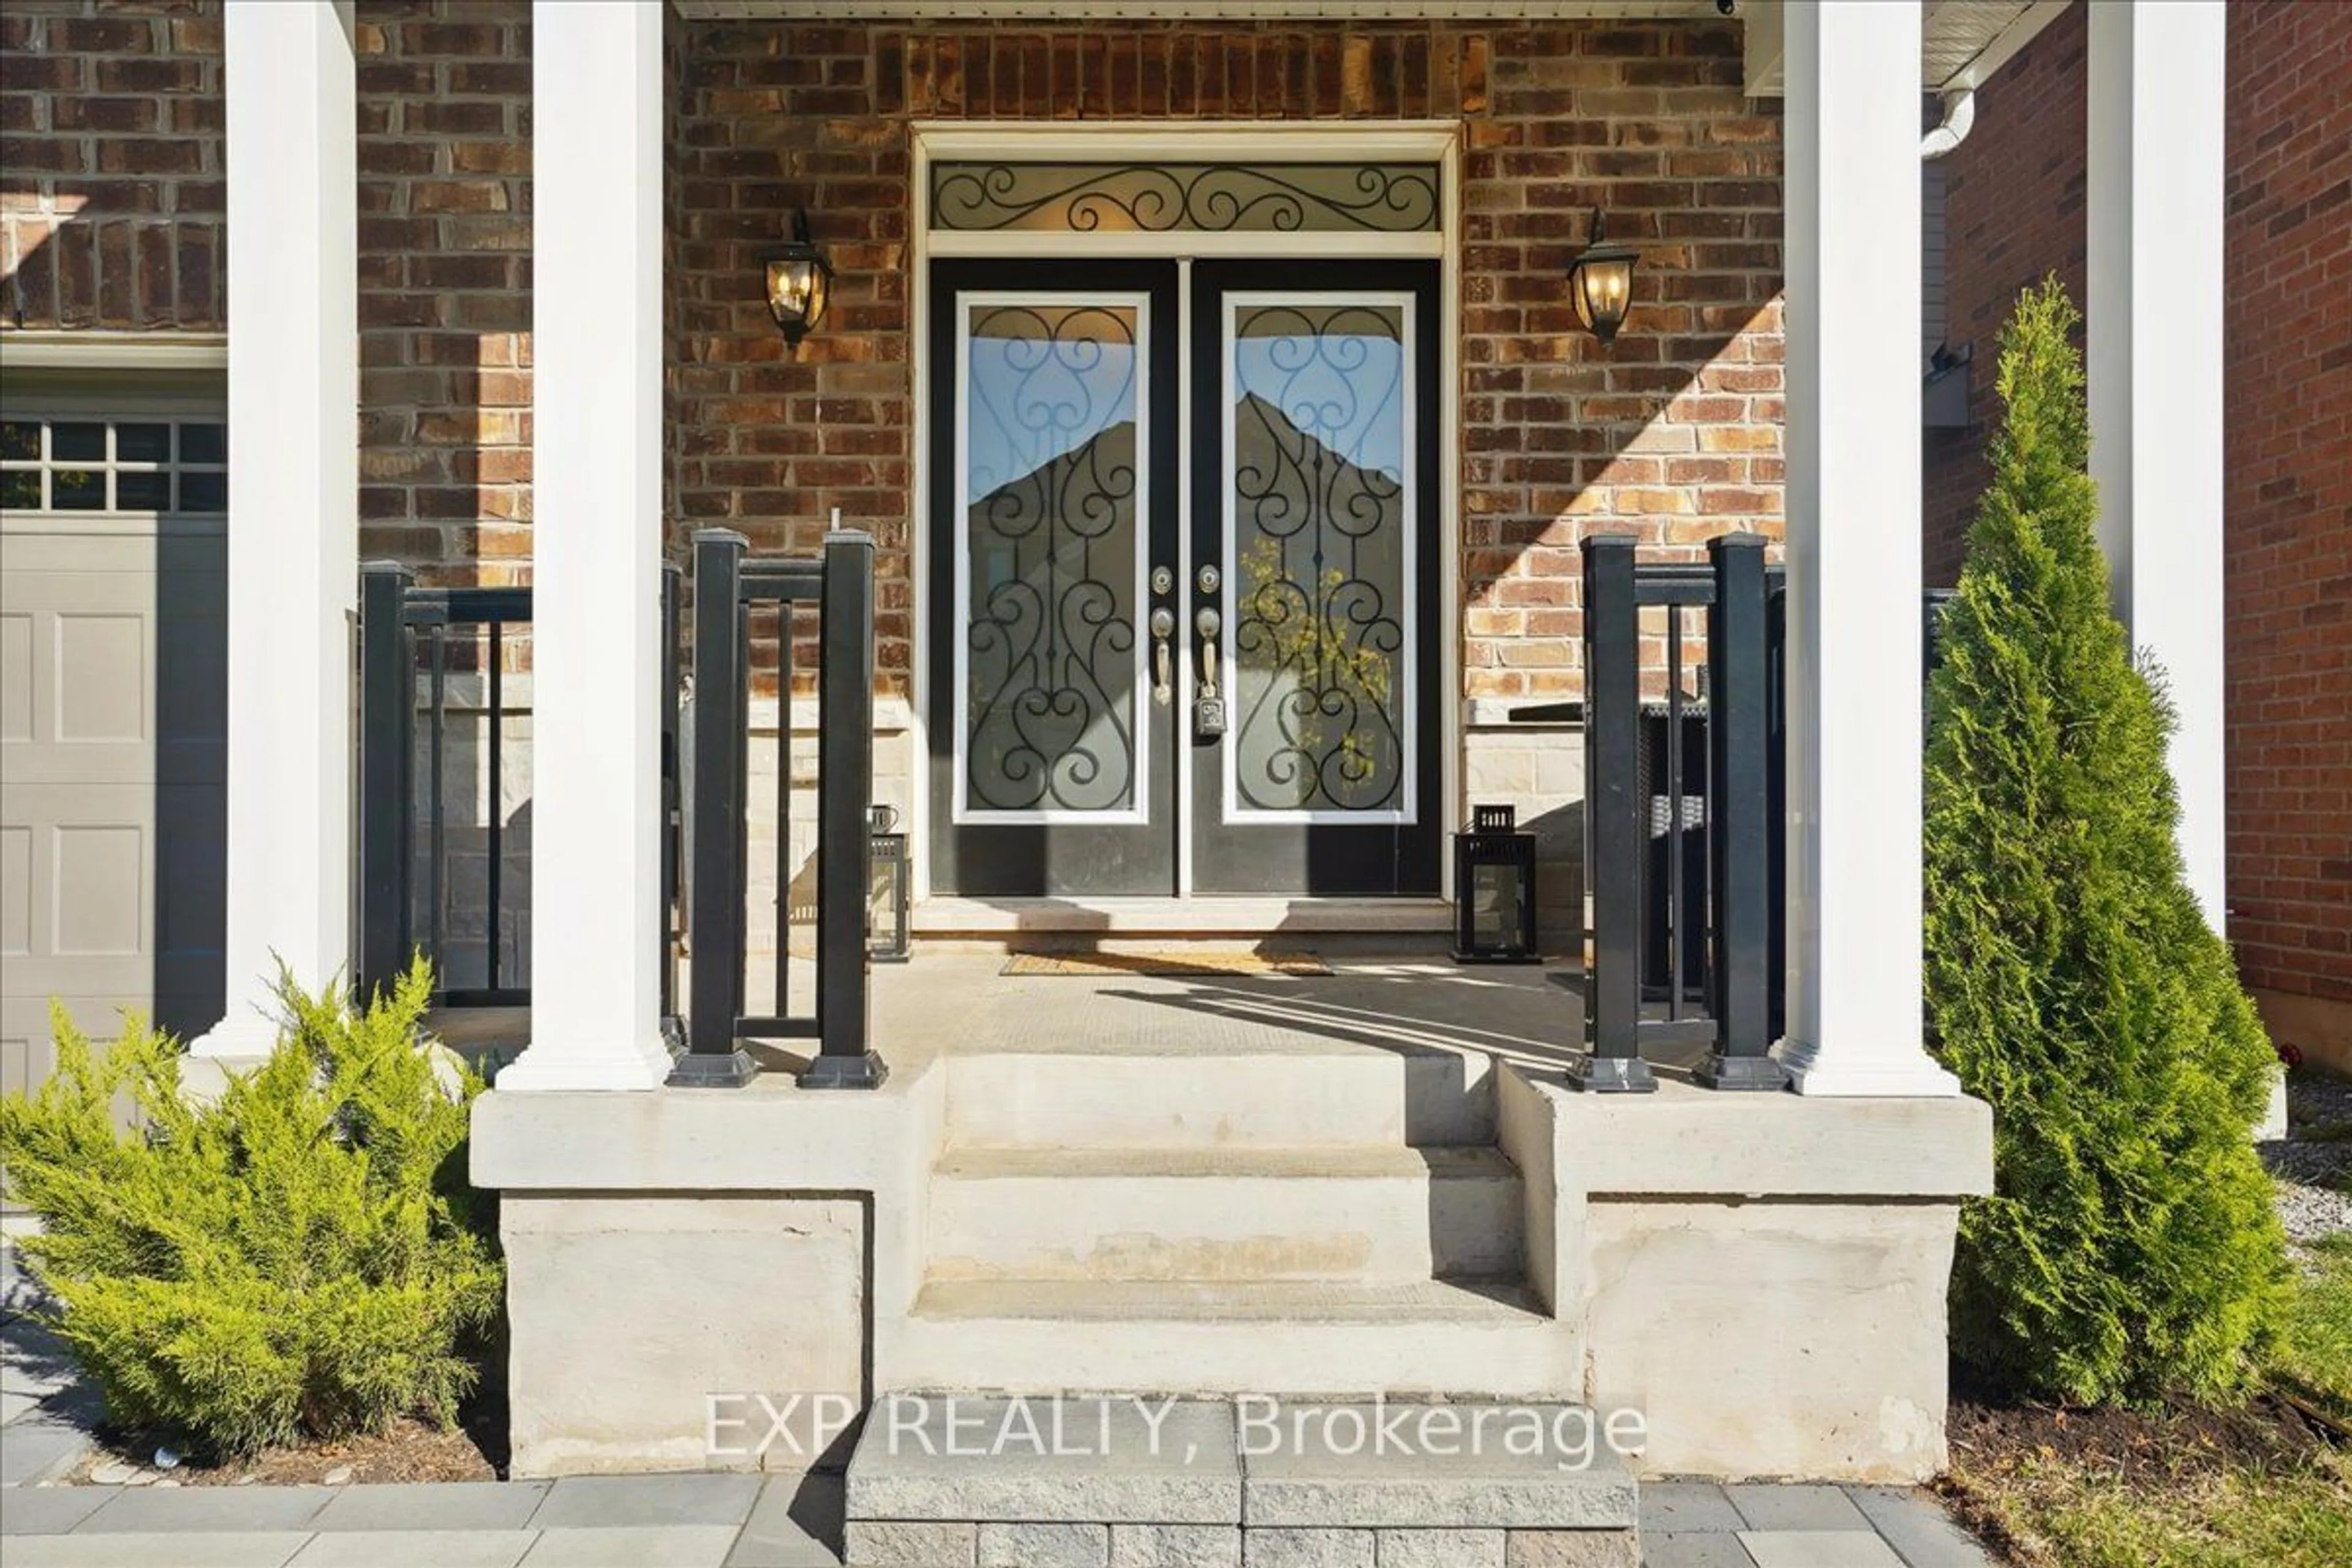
[1189,262,1441,895]
[928,261,1180,895]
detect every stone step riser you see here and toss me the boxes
[886,1317,1582,1399]
[925,1167,1523,1284]
[945,1051,1496,1150]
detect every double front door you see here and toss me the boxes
[927,258,1440,897]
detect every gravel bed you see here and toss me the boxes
[2263,1071,2352,1248]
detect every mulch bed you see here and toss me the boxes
[1948,1379,2339,1487]
[1939,1370,2348,1567]
[69,1331,509,1488]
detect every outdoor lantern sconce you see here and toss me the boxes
[867,804,911,963]
[762,208,833,347]
[1453,805,1540,964]
[1567,208,1640,345]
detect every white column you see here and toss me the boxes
[2088,0,2228,924]
[495,0,671,1091]
[1775,1,1960,1097]
[192,2,358,1058]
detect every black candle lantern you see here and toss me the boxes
[1453,804,1540,964]
[867,804,910,963]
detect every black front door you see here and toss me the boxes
[927,257,1441,898]
[927,260,1181,895]
[1188,261,1442,894]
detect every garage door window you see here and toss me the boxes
[0,417,228,514]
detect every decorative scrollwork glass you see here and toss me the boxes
[932,162,1441,235]
[1227,298,1411,816]
[959,298,1147,816]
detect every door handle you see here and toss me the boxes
[1192,606,1228,739]
[1150,608,1175,706]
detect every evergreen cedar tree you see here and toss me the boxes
[1924,279,2286,1404]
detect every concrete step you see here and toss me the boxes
[925,1144,1523,1284]
[894,1278,1578,1396]
[945,1041,1496,1150]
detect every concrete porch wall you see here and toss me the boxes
[472,962,1992,1485]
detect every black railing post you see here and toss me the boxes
[1573,533,1656,1092]
[675,530,756,1087]
[1697,533,1787,1090]
[659,562,684,1041]
[356,562,414,1001]
[801,529,886,1090]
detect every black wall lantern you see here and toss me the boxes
[1453,805,1540,964]
[867,804,910,963]
[1567,207,1639,345]
[762,208,833,347]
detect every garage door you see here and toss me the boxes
[1,397,227,1095]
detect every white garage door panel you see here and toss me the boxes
[3,530,227,1088]
[1,785,153,997]
[0,543,160,788]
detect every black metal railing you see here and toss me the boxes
[355,565,685,1016]
[1577,532,1785,1092]
[678,527,884,1090]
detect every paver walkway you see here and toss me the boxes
[0,1465,1994,1567]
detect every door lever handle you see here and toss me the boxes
[1150,608,1176,706]
[1195,606,1221,699]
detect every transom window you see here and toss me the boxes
[0,415,228,514]
[930,160,1442,235]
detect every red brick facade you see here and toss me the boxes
[4,6,1785,703]
[1918,0,2085,587]
[668,17,1785,698]
[353,0,534,580]
[0,0,225,333]
[1922,0,2352,1054]
[2221,0,2352,1046]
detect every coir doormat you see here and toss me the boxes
[1001,950,1333,978]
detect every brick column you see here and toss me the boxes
[190,1,356,1058]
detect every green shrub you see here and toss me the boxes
[1924,279,2288,1404]
[0,961,502,1457]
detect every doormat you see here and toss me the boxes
[1001,950,1333,978]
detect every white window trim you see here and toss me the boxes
[1219,287,1420,829]
[951,288,1156,827]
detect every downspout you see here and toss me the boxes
[1920,87,1977,159]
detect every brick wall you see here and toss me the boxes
[0,0,225,333]
[2223,0,2352,1044]
[669,18,1785,700]
[1919,0,2086,586]
[353,0,533,579]
[1922,0,2352,1055]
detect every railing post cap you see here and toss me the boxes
[360,559,414,578]
[1708,530,1770,554]
[692,527,751,549]
[826,528,877,549]
[1581,532,1639,552]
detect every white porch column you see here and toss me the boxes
[1775,1,1959,1096]
[2088,0,2229,924]
[192,2,358,1058]
[495,1,670,1091]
